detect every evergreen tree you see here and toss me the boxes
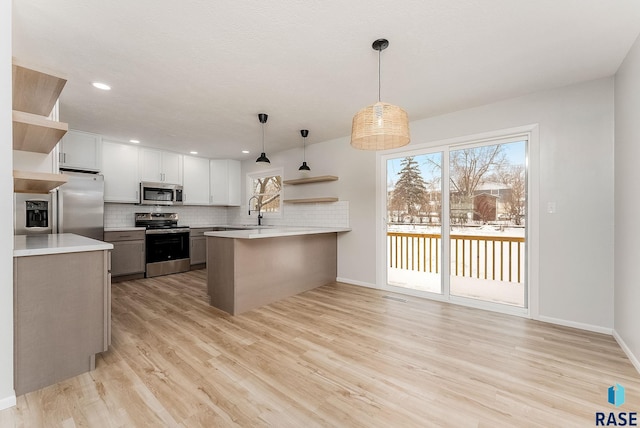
[391,157,428,219]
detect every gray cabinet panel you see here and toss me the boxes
[104,230,146,276]
[14,250,109,395]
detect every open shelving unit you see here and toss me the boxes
[12,61,67,116]
[283,197,339,204]
[282,175,339,204]
[13,110,68,154]
[282,175,338,185]
[12,59,69,193]
[13,170,68,194]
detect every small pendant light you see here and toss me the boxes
[256,113,270,163]
[351,38,410,150]
[298,129,310,171]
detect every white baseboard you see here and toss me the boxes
[0,393,16,411]
[613,330,640,375]
[537,315,613,335]
[335,277,377,289]
[339,280,616,335]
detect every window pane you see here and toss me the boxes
[250,175,282,213]
[386,153,443,294]
[449,140,526,307]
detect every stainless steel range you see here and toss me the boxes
[135,213,190,278]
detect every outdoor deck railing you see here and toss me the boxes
[387,231,525,283]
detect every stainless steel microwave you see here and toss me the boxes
[139,182,184,206]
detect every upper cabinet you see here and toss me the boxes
[210,159,241,206]
[102,140,140,203]
[59,130,102,172]
[183,155,210,205]
[139,148,183,184]
[12,59,69,193]
[99,141,240,205]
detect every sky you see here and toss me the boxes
[387,140,527,188]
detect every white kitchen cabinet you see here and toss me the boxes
[59,130,101,172]
[227,159,241,206]
[209,159,241,206]
[139,148,183,184]
[182,155,210,205]
[102,140,140,203]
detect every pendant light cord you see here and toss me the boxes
[262,123,265,152]
[378,48,382,102]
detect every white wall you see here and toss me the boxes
[408,78,615,331]
[244,78,615,331]
[614,34,640,370]
[240,141,376,284]
[0,0,15,410]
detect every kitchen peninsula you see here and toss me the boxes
[205,227,349,315]
[13,233,113,395]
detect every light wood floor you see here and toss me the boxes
[1,270,638,427]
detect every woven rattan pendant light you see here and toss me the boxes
[256,113,270,163]
[351,39,410,150]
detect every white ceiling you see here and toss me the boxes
[12,1,640,160]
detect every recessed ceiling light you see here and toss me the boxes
[129,139,140,144]
[92,82,111,91]
[190,151,198,155]
[242,150,250,154]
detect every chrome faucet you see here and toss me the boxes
[248,195,263,226]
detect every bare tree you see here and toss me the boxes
[494,164,526,225]
[252,175,281,212]
[449,145,506,197]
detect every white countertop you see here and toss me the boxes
[14,233,114,257]
[204,226,351,239]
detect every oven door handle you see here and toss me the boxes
[145,228,190,235]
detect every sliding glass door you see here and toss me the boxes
[384,137,528,311]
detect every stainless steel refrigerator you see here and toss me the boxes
[57,171,105,241]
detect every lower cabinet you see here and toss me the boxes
[14,249,110,395]
[190,227,213,266]
[104,230,146,278]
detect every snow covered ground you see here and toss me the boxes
[388,268,524,307]
[388,223,525,238]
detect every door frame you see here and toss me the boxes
[376,124,539,319]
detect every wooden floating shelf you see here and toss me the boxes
[283,175,339,185]
[14,170,68,194]
[13,110,68,153]
[12,59,67,116]
[284,197,339,204]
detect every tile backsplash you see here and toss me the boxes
[104,201,349,229]
[228,201,349,228]
[104,204,228,228]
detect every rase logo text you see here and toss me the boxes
[596,384,637,427]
